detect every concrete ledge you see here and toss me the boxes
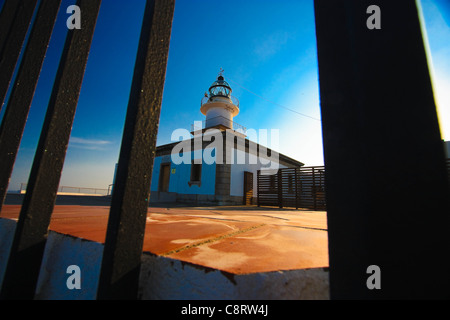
[139,253,329,300]
[0,216,329,300]
[34,231,103,300]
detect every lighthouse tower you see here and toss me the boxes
[199,70,242,133]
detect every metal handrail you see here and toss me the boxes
[201,94,240,109]
[191,115,247,134]
[19,183,109,196]
[107,184,114,196]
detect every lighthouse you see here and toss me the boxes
[114,69,304,206]
[199,70,243,134]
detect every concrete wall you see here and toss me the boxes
[139,253,329,300]
[34,232,103,300]
[0,217,329,300]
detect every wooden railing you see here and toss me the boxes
[257,166,326,211]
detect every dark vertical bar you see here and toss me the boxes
[97,0,175,300]
[295,168,299,209]
[0,0,101,300]
[277,170,282,208]
[298,168,302,208]
[0,0,62,212]
[243,172,246,205]
[312,167,316,211]
[314,0,450,299]
[0,1,22,54]
[0,0,39,112]
[257,170,260,207]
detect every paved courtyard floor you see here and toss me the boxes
[1,204,329,275]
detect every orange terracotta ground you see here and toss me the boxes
[0,205,329,275]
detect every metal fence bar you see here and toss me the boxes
[277,170,282,208]
[295,168,299,209]
[0,0,101,300]
[0,0,39,112]
[96,0,175,300]
[0,0,62,212]
[0,1,22,55]
[257,169,260,206]
[312,167,316,210]
[314,0,450,299]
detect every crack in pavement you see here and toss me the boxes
[161,223,266,256]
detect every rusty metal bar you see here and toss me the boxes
[96,0,175,300]
[314,0,450,299]
[0,0,39,112]
[0,0,22,55]
[0,0,62,212]
[0,0,101,300]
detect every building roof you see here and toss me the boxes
[155,131,304,168]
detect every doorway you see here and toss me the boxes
[159,163,171,192]
[243,171,253,205]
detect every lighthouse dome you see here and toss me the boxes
[209,75,232,98]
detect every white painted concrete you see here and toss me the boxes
[230,149,286,197]
[34,231,103,300]
[139,253,329,300]
[205,107,233,129]
[201,96,239,118]
[0,217,329,300]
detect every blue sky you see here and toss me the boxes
[1,0,449,191]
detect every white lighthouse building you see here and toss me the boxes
[117,71,305,205]
[199,70,241,132]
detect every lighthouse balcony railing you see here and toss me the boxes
[201,95,240,109]
[191,116,247,135]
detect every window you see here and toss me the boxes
[189,161,202,186]
[159,163,171,192]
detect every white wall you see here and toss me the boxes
[206,107,232,128]
[230,149,286,197]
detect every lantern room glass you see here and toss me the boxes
[209,76,232,98]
